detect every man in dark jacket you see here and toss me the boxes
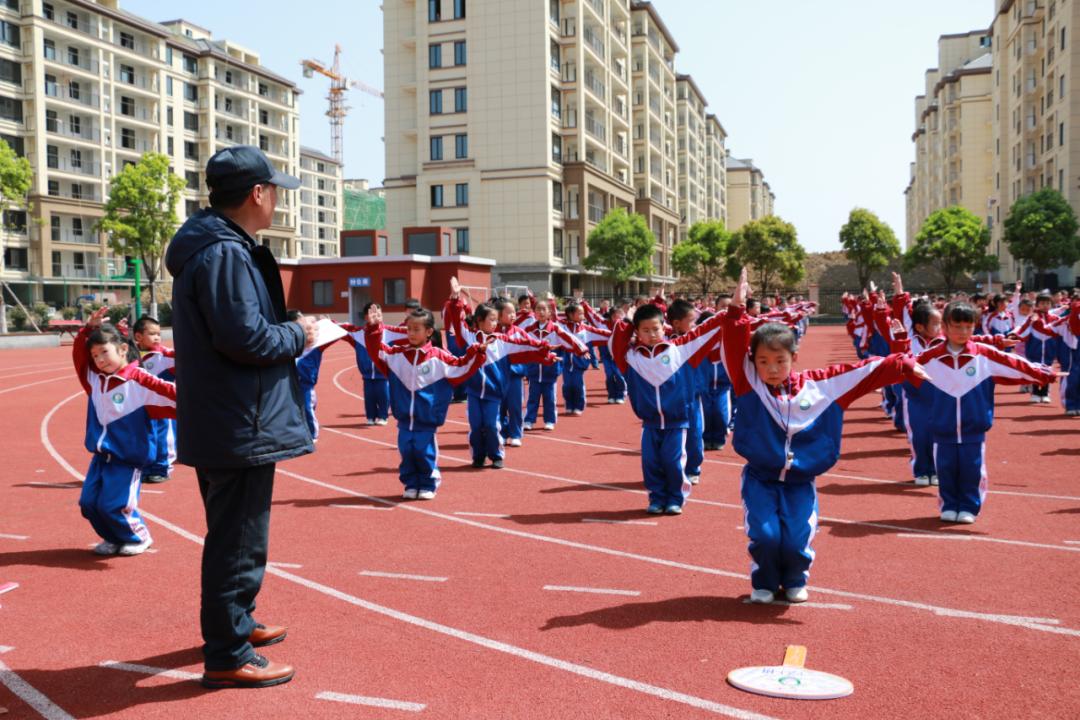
[165,145,315,689]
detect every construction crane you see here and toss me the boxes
[300,44,384,165]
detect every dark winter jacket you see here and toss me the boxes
[165,208,313,468]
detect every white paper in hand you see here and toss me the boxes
[312,318,348,349]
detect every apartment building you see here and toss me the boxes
[383,0,736,296]
[298,146,342,257]
[725,154,771,231]
[904,30,992,250]
[0,0,304,306]
[675,73,708,239]
[704,113,727,227]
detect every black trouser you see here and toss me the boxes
[197,463,275,671]
[1032,382,1050,398]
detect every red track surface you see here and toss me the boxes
[1,327,1078,719]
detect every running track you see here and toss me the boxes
[0,326,1078,719]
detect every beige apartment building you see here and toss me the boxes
[298,146,343,258]
[675,73,709,239]
[0,0,312,306]
[904,30,993,251]
[725,154,772,231]
[383,0,736,296]
[704,113,727,227]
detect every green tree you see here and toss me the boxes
[724,215,805,295]
[96,153,186,317]
[671,219,731,296]
[838,207,900,290]
[583,208,655,296]
[1003,188,1080,280]
[0,138,34,333]
[905,206,997,294]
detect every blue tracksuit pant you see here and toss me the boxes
[600,349,626,401]
[903,394,935,479]
[447,333,468,402]
[525,379,558,426]
[143,417,175,477]
[702,386,730,447]
[80,454,150,545]
[501,374,524,440]
[1062,346,1080,412]
[301,385,318,439]
[934,441,987,515]
[741,468,818,592]
[562,367,586,412]
[398,427,440,492]
[685,396,704,478]
[641,426,691,508]
[362,377,390,421]
[468,395,504,462]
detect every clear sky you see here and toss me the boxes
[123,0,994,253]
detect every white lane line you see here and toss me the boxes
[320,425,1080,556]
[543,585,641,597]
[581,518,658,527]
[140,489,165,495]
[0,646,11,653]
[275,467,1080,640]
[0,583,18,595]
[740,599,853,610]
[329,503,394,511]
[42,393,780,720]
[0,654,75,720]
[453,512,510,519]
[1065,540,1080,545]
[0,367,76,381]
[0,533,28,541]
[0,376,69,396]
[897,533,975,540]
[0,361,71,373]
[99,660,201,681]
[359,571,448,583]
[268,562,303,569]
[315,691,426,712]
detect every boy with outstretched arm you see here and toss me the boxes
[722,269,929,604]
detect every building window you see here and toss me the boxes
[551,37,560,71]
[455,227,469,253]
[429,89,442,114]
[69,114,81,135]
[183,54,197,74]
[50,216,60,241]
[68,46,80,67]
[185,199,199,216]
[428,0,441,22]
[120,96,135,116]
[69,148,82,168]
[453,0,465,19]
[454,87,467,112]
[166,106,174,125]
[43,3,54,20]
[553,180,563,211]
[121,127,135,149]
[552,133,562,163]
[430,135,443,160]
[184,83,198,102]
[258,82,269,97]
[430,184,444,207]
[455,182,468,206]
[72,218,83,237]
[119,64,135,84]
[185,171,199,190]
[384,278,406,305]
[454,40,466,66]
[166,76,174,96]
[551,86,561,119]
[47,179,59,195]
[68,80,81,100]
[259,134,269,151]
[65,10,78,29]
[313,280,334,307]
[550,0,559,25]
[167,137,174,154]
[3,247,27,271]
[429,43,442,68]
[43,38,56,61]
[0,57,19,84]
[1061,73,1066,99]
[0,95,21,122]
[553,228,564,258]
[184,111,199,131]
[455,133,467,158]
[184,140,198,160]
[119,31,135,50]
[1062,27,1067,51]
[0,19,17,48]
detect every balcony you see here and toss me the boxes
[588,204,604,223]
[44,50,99,77]
[108,33,159,61]
[51,263,99,278]
[46,156,100,178]
[47,185,102,202]
[583,27,605,60]
[584,71,606,100]
[44,118,100,144]
[116,137,154,154]
[115,105,158,126]
[115,71,159,96]
[584,153,607,173]
[51,229,100,246]
[43,81,99,109]
[40,10,100,41]
[584,115,606,142]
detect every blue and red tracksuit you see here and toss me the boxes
[723,305,919,593]
[916,339,1054,516]
[296,345,326,439]
[700,347,732,448]
[609,313,725,509]
[1047,302,1080,412]
[342,322,408,422]
[74,326,176,545]
[367,331,486,491]
[138,346,176,478]
[557,321,611,413]
[524,321,587,427]
[1015,311,1059,399]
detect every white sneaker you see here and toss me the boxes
[607,398,616,404]
[1040,396,1052,404]
[118,539,152,556]
[929,475,939,486]
[417,490,436,500]
[914,476,931,486]
[544,423,555,431]
[687,474,700,485]
[508,438,522,447]
[956,511,976,524]
[570,410,583,416]
[1029,396,1041,404]
[940,510,958,522]
[785,587,809,603]
[749,589,775,604]
[366,419,377,425]
[375,418,389,425]
[92,540,119,556]
[402,488,419,499]
[614,399,625,404]
[523,423,533,431]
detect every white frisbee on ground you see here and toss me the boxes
[727,645,853,700]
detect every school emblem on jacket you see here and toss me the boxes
[965,366,976,376]
[111,392,125,405]
[799,398,812,410]
[420,364,432,375]
[661,354,671,365]
[144,360,155,370]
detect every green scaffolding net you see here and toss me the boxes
[343,187,386,231]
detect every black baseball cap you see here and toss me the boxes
[205,145,301,195]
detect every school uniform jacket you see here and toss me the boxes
[525,320,587,382]
[139,345,176,381]
[558,321,611,371]
[74,326,177,467]
[722,305,918,484]
[340,322,408,380]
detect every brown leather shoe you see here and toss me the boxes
[249,623,287,648]
[202,654,294,689]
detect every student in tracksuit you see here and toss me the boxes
[341,303,408,424]
[1013,293,1059,404]
[492,297,528,447]
[558,302,611,415]
[445,292,554,469]
[722,269,928,605]
[915,301,1055,524]
[130,315,176,484]
[73,307,177,556]
[1040,297,1080,415]
[523,299,588,430]
[288,312,346,441]
[367,308,488,499]
[666,300,707,485]
[696,312,732,452]
[582,299,626,404]
[608,303,726,516]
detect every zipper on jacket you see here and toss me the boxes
[655,384,665,430]
[409,352,418,431]
[254,368,263,433]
